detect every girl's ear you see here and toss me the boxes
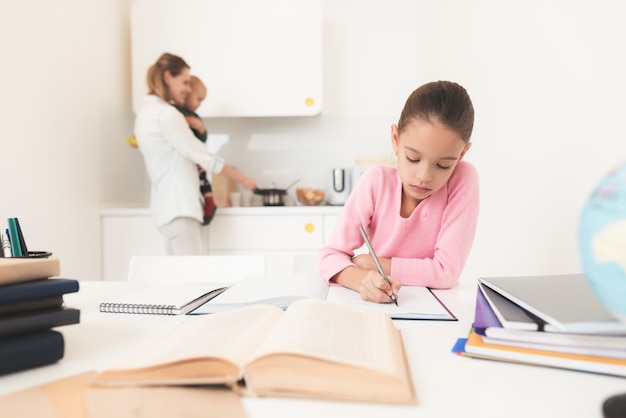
[391,124,400,154]
[458,142,472,161]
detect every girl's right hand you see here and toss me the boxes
[358,270,401,304]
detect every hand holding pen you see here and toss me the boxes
[358,225,399,306]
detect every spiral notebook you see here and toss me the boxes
[100,283,230,315]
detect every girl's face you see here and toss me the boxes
[391,119,471,206]
[164,67,191,106]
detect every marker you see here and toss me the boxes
[1,232,12,257]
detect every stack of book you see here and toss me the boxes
[0,257,80,375]
[452,273,626,377]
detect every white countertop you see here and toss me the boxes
[100,204,345,217]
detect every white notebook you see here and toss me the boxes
[100,283,230,315]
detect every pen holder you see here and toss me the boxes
[13,251,53,258]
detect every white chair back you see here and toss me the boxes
[127,255,266,283]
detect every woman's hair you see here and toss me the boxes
[397,81,474,142]
[146,53,189,102]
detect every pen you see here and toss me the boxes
[358,225,398,306]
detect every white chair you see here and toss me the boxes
[291,254,320,274]
[127,255,266,284]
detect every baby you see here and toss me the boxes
[173,76,215,224]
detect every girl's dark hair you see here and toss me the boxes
[397,81,474,142]
[146,53,189,102]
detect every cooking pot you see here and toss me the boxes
[254,179,300,206]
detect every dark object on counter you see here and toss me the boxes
[255,187,287,206]
[603,393,626,418]
[254,179,300,206]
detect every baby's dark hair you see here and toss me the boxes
[397,81,474,142]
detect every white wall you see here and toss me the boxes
[1,0,625,283]
[0,0,133,281]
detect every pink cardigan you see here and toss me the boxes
[319,162,479,289]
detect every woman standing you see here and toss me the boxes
[135,52,257,255]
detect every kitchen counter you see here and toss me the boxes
[100,203,345,217]
[100,204,344,281]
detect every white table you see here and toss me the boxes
[1,281,623,418]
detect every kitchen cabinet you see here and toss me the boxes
[131,0,322,117]
[101,206,343,281]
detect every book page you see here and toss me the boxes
[107,305,284,372]
[325,285,452,319]
[252,298,398,373]
[192,273,329,314]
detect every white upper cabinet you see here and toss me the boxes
[131,0,322,117]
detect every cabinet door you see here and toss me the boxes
[101,216,166,281]
[131,0,322,117]
[207,215,323,251]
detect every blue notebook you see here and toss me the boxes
[0,278,79,304]
[0,330,64,375]
[0,307,80,337]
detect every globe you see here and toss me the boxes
[579,162,626,323]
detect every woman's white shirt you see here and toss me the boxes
[134,95,225,227]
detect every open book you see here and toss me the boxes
[192,273,456,321]
[95,298,416,404]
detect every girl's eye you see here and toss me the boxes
[406,156,419,163]
[437,164,452,170]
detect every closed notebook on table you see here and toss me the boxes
[473,285,626,359]
[0,257,61,285]
[476,283,542,331]
[0,330,64,375]
[0,296,64,316]
[459,329,626,378]
[0,278,79,304]
[0,307,80,337]
[95,298,416,404]
[478,273,626,334]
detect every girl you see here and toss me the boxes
[135,53,257,255]
[319,81,478,303]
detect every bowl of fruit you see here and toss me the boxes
[296,188,325,206]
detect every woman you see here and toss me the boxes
[135,53,257,255]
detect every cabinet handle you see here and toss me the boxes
[304,223,315,233]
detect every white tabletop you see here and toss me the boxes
[1,280,623,418]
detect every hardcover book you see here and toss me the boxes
[478,273,626,334]
[0,307,80,337]
[458,330,626,378]
[0,330,64,375]
[0,257,61,285]
[95,298,416,404]
[0,278,79,304]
